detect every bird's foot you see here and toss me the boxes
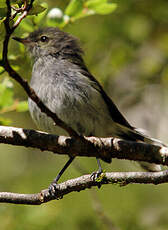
[90,170,102,181]
[48,182,60,197]
[90,170,103,189]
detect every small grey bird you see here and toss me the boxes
[13,27,164,192]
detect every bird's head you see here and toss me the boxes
[13,27,83,59]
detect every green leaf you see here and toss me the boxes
[86,1,117,15]
[64,0,117,21]
[86,0,107,7]
[32,2,48,25]
[16,101,28,112]
[94,3,117,14]
[0,117,11,125]
[65,0,84,17]
[28,3,46,16]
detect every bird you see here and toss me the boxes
[13,27,165,193]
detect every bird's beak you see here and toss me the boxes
[12,36,31,45]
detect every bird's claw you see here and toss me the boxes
[91,171,102,189]
[48,182,59,196]
[90,170,103,189]
[90,171,101,181]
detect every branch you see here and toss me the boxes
[0,126,168,165]
[0,170,168,205]
[1,0,78,137]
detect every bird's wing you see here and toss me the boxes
[79,64,132,129]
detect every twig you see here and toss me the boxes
[11,0,28,12]
[11,0,28,20]
[13,11,28,28]
[12,0,31,28]
[0,170,168,205]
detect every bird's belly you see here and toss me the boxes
[28,95,116,137]
[28,75,119,137]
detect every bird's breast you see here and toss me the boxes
[28,57,116,137]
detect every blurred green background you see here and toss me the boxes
[1,0,168,229]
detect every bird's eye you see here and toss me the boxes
[40,36,49,42]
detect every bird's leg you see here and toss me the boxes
[91,157,103,182]
[49,156,75,195]
[96,158,103,175]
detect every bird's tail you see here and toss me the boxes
[115,123,166,171]
[133,128,167,172]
